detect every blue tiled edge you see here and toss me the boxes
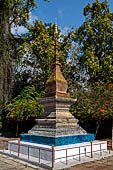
[20,134,95,146]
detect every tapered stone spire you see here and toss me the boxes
[28,22,86,138]
[46,23,70,98]
[20,22,93,147]
[54,22,60,65]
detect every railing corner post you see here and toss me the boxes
[39,148,40,163]
[52,145,54,169]
[79,147,81,161]
[18,138,20,157]
[90,140,93,158]
[66,149,68,165]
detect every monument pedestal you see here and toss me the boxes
[20,96,94,146]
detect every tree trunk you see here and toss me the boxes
[0,0,13,113]
[95,121,101,139]
[16,121,19,137]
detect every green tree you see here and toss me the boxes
[70,0,113,139]
[74,0,113,85]
[13,20,80,96]
[3,20,82,134]
[0,0,37,105]
[71,83,113,138]
[0,0,49,129]
[5,86,43,136]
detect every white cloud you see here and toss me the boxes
[63,26,69,33]
[58,8,63,19]
[60,26,70,35]
[11,12,38,35]
[28,12,38,24]
[11,25,28,35]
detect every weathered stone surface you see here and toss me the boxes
[34,96,78,128]
[29,126,86,137]
[39,97,76,118]
[45,23,69,98]
[28,96,83,137]
[35,119,78,128]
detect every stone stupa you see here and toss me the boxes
[20,23,94,146]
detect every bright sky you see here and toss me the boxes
[12,0,113,34]
[33,0,113,33]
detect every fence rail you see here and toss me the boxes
[0,139,112,169]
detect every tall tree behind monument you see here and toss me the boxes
[71,0,113,139]
[74,0,113,85]
[0,1,13,111]
[0,0,49,113]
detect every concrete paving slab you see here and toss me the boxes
[0,167,5,170]
[24,168,37,170]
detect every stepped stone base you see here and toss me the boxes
[34,118,78,128]
[26,96,94,146]
[29,126,86,137]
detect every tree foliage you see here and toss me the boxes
[0,0,44,26]
[6,86,43,121]
[13,20,80,96]
[74,0,113,85]
[71,1,113,138]
[5,85,44,135]
[71,83,113,137]
[3,20,81,134]
[0,0,50,130]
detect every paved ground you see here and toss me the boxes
[0,154,37,170]
[62,156,113,170]
[1,153,113,170]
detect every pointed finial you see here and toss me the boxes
[45,19,68,97]
[54,19,59,65]
[55,18,58,34]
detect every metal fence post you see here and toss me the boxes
[39,148,40,163]
[84,148,86,156]
[28,146,29,160]
[18,138,20,157]
[108,140,111,154]
[100,144,102,156]
[109,144,111,154]
[90,140,93,158]
[66,149,68,165]
[52,145,54,169]
[79,147,80,161]
[10,143,12,154]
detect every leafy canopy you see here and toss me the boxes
[13,20,80,96]
[5,86,44,121]
[1,0,49,26]
[70,83,113,131]
[74,0,113,85]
